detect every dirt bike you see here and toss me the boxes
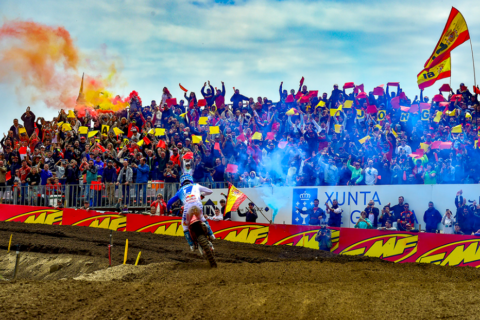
[189,213,217,268]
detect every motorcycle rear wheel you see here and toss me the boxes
[197,234,217,268]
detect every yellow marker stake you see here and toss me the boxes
[123,239,128,265]
[135,251,142,266]
[7,234,12,253]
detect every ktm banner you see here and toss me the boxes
[333,228,480,268]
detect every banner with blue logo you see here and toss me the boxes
[292,188,318,225]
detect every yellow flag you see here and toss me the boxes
[199,117,208,125]
[180,113,187,118]
[286,108,297,115]
[62,123,72,132]
[375,124,382,130]
[155,128,165,136]
[334,125,342,133]
[358,135,370,144]
[87,130,98,138]
[137,140,144,146]
[316,101,325,108]
[330,106,342,117]
[392,129,398,138]
[475,140,478,149]
[113,127,124,135]
[19,127,26,135]
[148,129,154,135]
[343,100,353,109]
[101,125,110,135]
[192,135,203,144]
[57,121,64,128]
[466,112,472,119]
[451,125,462,133]
[420,143,430,152]
[210,126,220,135]
[252,132,262,140]
[446,109,456,116]
[67,110,76,118]
[79,126,89,134]
[433,111,442,123]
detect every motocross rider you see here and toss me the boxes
[166,173,216,251]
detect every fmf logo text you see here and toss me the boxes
[214,225,269,245]
[135,220,184,236]
[340,234,418,263]
[72,215,127,231]
[5,209,63,225]
[273,230,340,252]
[417,239,480,267]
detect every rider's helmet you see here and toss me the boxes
[180,173,194,186]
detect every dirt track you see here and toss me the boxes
[0,221,479,319]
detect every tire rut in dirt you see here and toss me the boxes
[197,234,217,268]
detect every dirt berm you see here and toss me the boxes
[0,221,477,319]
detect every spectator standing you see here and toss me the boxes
[102,160,117,205]
[238,202,258,222]
[423,202,442,233]
[378,206,395,228]
[363,160,378,185]
[390,196,405,222]
[397,203,415,231]
[117,160,133,205]
[150,194,167,216]
[364,200,380,228]
[326,199,342,227]
[441,209,455,234]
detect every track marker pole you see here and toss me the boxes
[123,239,128,265]
[7,234,12,253]
[135,252,141,266]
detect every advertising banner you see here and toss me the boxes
[0,205,62,225]
[2,204,480,268]
[61,208,127,231]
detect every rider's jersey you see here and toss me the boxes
[166,183,213,211]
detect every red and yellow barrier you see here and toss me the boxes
[1,205,479,267]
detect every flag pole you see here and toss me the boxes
[470,38,477,87]
[245,195,272,224]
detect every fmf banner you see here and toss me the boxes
[3,204,480,267]
[334,228,480,268]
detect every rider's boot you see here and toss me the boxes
[184,231,195,251]
[204,220,215,240]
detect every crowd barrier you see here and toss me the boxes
[2,204,480,267]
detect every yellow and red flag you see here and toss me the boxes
[225,184,248,214]
[424,7,470,69]
[417,56,451,89]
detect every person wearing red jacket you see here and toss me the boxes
[150,194,167,216]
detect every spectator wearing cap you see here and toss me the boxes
[102,160,117,205]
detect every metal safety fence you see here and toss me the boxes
[0,181,230,211]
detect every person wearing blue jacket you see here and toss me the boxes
[133,157,150,206]
[102,160,117,205]
[423,202,442,233]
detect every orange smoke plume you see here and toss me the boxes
[0,20,128,113]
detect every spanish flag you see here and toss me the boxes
[225,184,248,214]
[417,56,451,89]
[424,7,470,69]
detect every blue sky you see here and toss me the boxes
[0,0,479,134]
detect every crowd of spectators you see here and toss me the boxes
[0,80,479,209]
[301,190,480,235]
